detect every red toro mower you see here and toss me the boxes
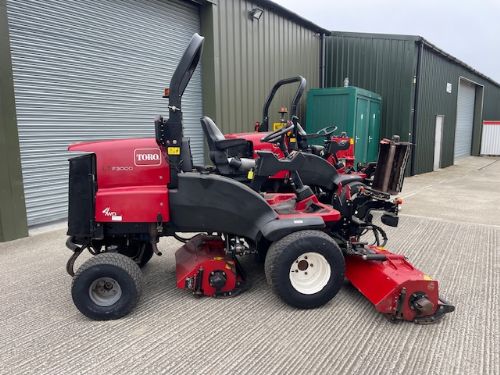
[65,34,454,324]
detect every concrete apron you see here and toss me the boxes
[0,156,498,374]
[400,156,500,227]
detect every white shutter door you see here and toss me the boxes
[454,80,476,160]
[7,0,203,225]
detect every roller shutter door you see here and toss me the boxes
[454,80,476,160]
[7,0,202,225]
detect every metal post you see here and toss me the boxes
[0,0,28,241]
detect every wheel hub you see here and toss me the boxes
[89,277,122,306]
[289,252,331,295]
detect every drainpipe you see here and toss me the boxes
[411,39,424,176]
[319,33,326,88]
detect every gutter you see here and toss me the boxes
[251,0,330,35]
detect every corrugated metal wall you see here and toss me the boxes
[325,32,500,175]
[201,0,321,134]
[7,0,202,225]
[325,33,417,142]
[414,46,500,173]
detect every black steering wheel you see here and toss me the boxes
[261,123,295,144]
[316,125,338,137]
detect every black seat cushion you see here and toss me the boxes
[200,116,253,176]
[309,145,324,156]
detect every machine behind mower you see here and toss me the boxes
[221,75,375,177]
[65,33,454,324]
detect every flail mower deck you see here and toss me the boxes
[64,33,454,324]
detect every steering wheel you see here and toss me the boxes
[261,123,295,144]
[316,125,338,137]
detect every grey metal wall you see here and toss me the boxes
[415,46,500,173]
[325,33,417,142]
[201,0,321,134]
[7,0,202,225]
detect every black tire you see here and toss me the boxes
[72,253,143,320]
[264,230,345,309]
[116,241,154,268]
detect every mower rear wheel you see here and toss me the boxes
[265,230,345,309]
[72,253,143,320]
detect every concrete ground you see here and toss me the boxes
[0,156,498,375]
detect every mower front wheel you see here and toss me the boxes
[71,253,143,320]
[265,230,345,309]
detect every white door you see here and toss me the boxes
[454,79,476,161]
[7,0,202,225]
[434,116,444,171]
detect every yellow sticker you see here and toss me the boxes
[273,122,285,131]
[247,169,254,180]
[423,274,433,281]
[349,138,354,145]
[167,147,180,155]
[289,137,297,143]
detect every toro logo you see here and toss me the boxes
[134,148,162,166]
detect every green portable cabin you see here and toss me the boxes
[306,87,382,165]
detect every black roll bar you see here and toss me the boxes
[260,76,306,132]
[156,33,204,147]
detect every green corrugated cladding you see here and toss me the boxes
[200,0,321,135]
[415,46,500,172]
[325,32,500,175]
[325,33,417,143]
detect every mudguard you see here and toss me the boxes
[169,172,325,242]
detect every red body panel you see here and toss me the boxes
[95,187,169,223]
[69,138,169,222]
[331,136,355,164]
[345,246,440,321]
[175,235,241,296]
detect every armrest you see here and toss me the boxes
[215,138,248,150]
[254,151,305,176]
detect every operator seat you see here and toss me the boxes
[200,116,255,177]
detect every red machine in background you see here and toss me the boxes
[221,76,375,188]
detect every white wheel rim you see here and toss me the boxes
[89,277,122,306]
[289,252,331,294]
